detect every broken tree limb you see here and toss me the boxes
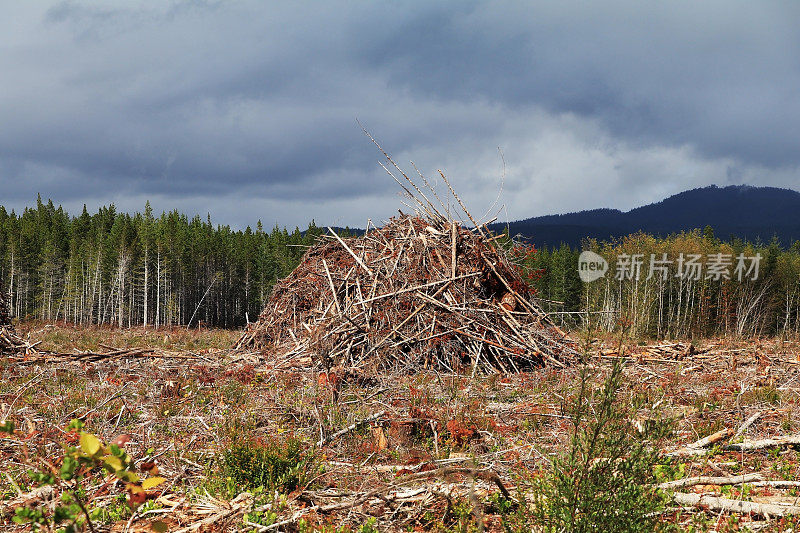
[750,480,800,488]
[322,258,341,316]
[328,227,373,276]
[658,473,762,490]
[397,466,513,501]
[316,410,386,447]
[671,492,800,518]
[724,434,800,452]
[668,427,735,456]
[357,272,480,306]
[451,220,458,277]
[733,412,762,438]
[688,427,734,449]
[666,447,711,457]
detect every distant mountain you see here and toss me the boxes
[490,185,800,248]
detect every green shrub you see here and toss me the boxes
[530,358,673,532]
[222,436,315,493]
[1,419,166,532]
[741,385,782,406]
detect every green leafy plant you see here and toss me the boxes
[1,419,165,532]
[358,517,379,532]
[222,435,316,494]
[530,357,673,532]
[653,461,687,484]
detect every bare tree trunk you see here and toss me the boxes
[156,250,161,328]
[9,250,14,318]
[143,246,149,328]
[117,250,128,328]
[91,251,101,324]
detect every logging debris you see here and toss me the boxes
[237,137,578,373]
[236,213,577,373]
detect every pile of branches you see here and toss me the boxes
[237,141,577,373]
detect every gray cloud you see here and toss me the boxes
[0,1,798,229]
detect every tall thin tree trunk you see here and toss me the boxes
[8,250,14,318]
[156,250,161,328]
[143,247,149,328]
[118,256,125,328]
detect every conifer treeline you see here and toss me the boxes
[0,197,322,328]
[526,230,800,338]
[3,198,800,338]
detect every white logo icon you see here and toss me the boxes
[578,251,608,282]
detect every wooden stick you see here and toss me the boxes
[396,466,513,500]
[438,170,486,240]
[724,434,800,452]
[734,411,762,438]
[480,252,550,322]
[328,228,373,276]
[322,259,341,316]
[453,328,521,356]
[687,427,733,449]
[316,410,386,447]
[451,221,458,277]
[658,473,762,490]
[358,272,479,305]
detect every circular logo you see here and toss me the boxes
[578,251,608,282]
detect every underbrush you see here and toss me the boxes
[222,436,317,494]
[528,357,674,532]
[5,322,800,531]
[0,419,167,532]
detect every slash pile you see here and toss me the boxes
[236,213,578,373]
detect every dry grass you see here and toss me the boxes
[16,320,239,353]
[3,324,800,531]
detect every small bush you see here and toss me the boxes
[1,419,166,531]
[530,358,673,532]
[741,385,782,406]
[223,436,315,493]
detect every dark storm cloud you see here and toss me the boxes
[355,2,800,167]
[0,1,798,227]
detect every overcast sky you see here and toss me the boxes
[1,1,798,229]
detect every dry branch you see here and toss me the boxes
[316,410,387,447]
[658,473,762,490]
[734,412,762,438]
[688,427,734,449]
[671,492,800,518]
[724,434,800,452]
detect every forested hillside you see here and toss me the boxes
[0,197,324,328]
[496,185,800,248]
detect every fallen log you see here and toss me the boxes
[724,434,800,452]
[667,427,734,456]
[671,492,800,518]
